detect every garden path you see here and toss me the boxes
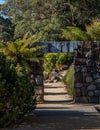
[37,81,73,109]
[1,81,100,130]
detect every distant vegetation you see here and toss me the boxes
[0,0,100,41]
[44,53,73,73]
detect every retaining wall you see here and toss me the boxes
[74,42,100,103]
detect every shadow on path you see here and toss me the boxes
[43,99,73,104]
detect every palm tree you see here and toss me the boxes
[0,32,44,72]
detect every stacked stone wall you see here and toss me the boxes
[30,62,44,103]
[74,42,100,103]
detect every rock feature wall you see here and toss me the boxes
[30,62,44,103]
[74,42,100,103]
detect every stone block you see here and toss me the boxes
[35,75,43,85]
[87,91,94,97]
[94,90,99,96]
[86,76,93,83]
[87,84,96,91]
[75,82,83,88]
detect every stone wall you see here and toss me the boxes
[74,42,100,103]
[30,62,44,103]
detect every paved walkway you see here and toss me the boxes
[1,82,100,130]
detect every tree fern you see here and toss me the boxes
[0,33,44,72]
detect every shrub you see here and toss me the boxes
[86,19,100,41]
[62,64,74,96]
[62,26,89,41]
[0,53,36,127]
[44,53,73,73]
[43,71,49,80]
[44,53,56,73]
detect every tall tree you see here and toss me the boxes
[55,0,100,29]
[1,0,100,40]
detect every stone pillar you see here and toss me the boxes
[74,42,100,103]
[30,61,44,103]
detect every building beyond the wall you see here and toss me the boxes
[38,41,81,52]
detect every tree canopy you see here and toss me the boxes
[0,0,100,41]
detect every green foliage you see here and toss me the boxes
[62,20,100,41]
[44,53,73,73]
[14,19,33,39]
[62,26,89,41]
[55,0,100,29]
[86,19,100,41]
[34,16,61,41]
[0,0,100,41]
[0,53,35,127]
[0,16,14,42]
[0,32,44,72]
[1,0,100,41]
[62,64,74,96]
[14,15,61,41]
[44,53,55,73]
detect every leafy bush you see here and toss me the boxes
[62,64,74,96]
[62,26,89,41]
[86,19,100,41]
[44,53,73,73]
[0,53,35,127]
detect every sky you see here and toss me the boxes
[0,0,5,4]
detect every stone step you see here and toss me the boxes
[44,95,71,101]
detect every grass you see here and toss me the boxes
[62,64,74,96]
